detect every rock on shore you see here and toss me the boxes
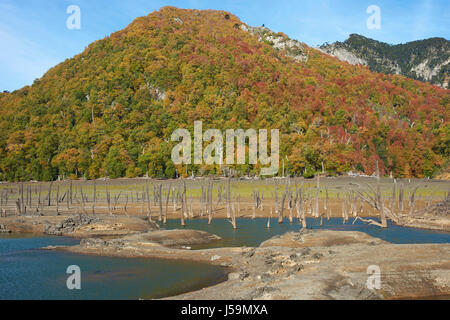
[79,230,222,250]
[44,215,101,236]
[0,224,11,233]
[398,197,450,231]
[0,214,160,238]
[168,230,450,300]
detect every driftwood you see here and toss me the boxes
[353,216,385,228]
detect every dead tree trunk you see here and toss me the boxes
[124,194,129,217]
[146,182,152,220]
[181,181,186,227]
[92,181,96,215]
[16,199,21,216]
[66,184,70,213]
[25,186,29,212]
[47,181,53,207]
[158,184,163,222]
[314,176,320,218]
[398,182,404,212]
[301,197,307,229]
[409,185,421,216]
[325,188,331,221]
[342,198,347,224]
[56,185,60,216]
[226,179,231,219]
[229,203,237,230]
[274,181,279,218]
[80,187,86,214]
[106,188,112,216]
[200,185,204,217]
[279,192,286,224]
[391,180,396,213]
[69,180,73,205]
[376,161,388,228]
[38,183,43,216]
[164,184,171,224]
[208,181,213,225]
[20,182,24,216]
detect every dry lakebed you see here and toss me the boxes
[1,211,449,300]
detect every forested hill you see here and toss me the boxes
[320,34,450,89]
[0,7,448,181]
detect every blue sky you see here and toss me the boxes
[0,0,448,92]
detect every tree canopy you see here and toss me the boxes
[0,7,448,181]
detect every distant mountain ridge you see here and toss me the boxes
[319,34,450,89]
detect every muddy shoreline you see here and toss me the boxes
[52,228,450,300]
[1,214,449,300]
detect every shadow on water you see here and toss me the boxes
[160,218,450,249]
[0,236,227,300]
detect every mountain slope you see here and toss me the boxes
[0,7,448,181]
[320,34,450,88]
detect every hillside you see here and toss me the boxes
[0,7,449,181]
[320,34,450,89]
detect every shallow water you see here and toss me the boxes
[2,218,448,300]
[160,218,450,249]
[0,235,226,300]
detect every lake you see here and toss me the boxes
[0,235,227,300]
[160,218,450,249]
[2,218,449,299]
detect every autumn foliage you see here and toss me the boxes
[0,7,448,181]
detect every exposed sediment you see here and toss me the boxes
[46,228,450,300]
[397,197,450,232]
[56,229,239,266]
[0,214,159,238]
[2,211,449,300]
[0,224,11,233]
[168,230,450,300]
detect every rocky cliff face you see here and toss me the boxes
[319,34,450,89]
[240,25,309,62]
